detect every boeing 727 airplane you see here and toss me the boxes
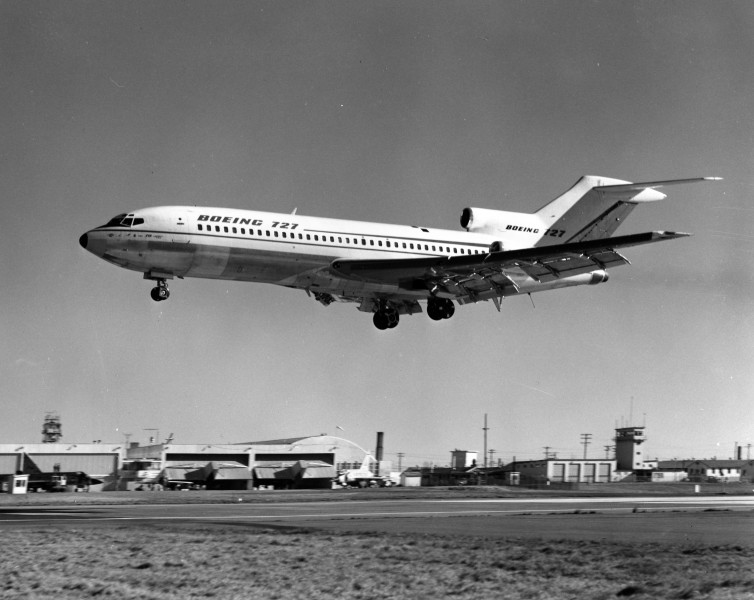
[79,175,719,329]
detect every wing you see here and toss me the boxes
[330,231,689,301]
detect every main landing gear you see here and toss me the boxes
[150,279,170,302]
[426,297,455,321]
[373,301,399,330]
[371,298,456,329]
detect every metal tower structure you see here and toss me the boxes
[42,412,62,443]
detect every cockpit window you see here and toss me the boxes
[100,214,144,228]
[102,214,128,227]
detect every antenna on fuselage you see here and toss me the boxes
[291,208,298,215]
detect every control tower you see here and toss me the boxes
[42,412,62,443]
[615,426,646,471]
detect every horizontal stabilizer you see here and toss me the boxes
[596,177,722,193]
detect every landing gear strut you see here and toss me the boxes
[373,302,399,330]
[427,298,455,321]
[150,279,170,302]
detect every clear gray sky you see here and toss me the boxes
[2,1,752,466]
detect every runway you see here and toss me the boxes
[1,495,752,546]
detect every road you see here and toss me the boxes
[1,495,752,546]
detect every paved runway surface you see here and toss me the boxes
[1,495,752,546]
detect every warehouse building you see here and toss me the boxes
[505,458,619,484]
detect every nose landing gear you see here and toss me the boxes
[150,279,170,302]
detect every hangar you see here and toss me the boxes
[120,434,373,490]
[0,443,124,491]
[0,434,376,492]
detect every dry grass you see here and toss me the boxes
[2,525,754,600]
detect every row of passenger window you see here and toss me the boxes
[196,223,483,255]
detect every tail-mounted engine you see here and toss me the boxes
[461,207,542,236]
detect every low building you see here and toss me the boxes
[683,459,748,483]
[650,459,754,483]
[504,458,618,484]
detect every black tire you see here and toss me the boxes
[373,311,390,330]
[427,301,443,321]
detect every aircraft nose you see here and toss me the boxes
[79,233,88,249]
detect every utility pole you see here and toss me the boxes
[482,413,489,485]
[580,433,592,460]
[604,445,614,459]
[543,446,552,459]
[397,453,405,472]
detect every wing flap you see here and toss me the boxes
[517,249,629,282]
[330,230,689,294]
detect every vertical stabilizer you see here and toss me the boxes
[534,176,665,245]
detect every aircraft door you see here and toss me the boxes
[171,215,191,244]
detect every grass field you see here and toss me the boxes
[2,486,753,599]
[2,524,754,599]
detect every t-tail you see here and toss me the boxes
[461,176,721,250]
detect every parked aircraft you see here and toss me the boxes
[79,175,719,329]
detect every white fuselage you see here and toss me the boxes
[80,205,605,303]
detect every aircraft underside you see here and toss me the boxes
[113,241,609,329]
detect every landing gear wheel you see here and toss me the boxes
[373,305,400,330]
[150,280,170,302]
[427,302,443,321]
[373,311,390,330]
[427,298,455,321]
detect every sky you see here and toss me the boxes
[2,1,753,467]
